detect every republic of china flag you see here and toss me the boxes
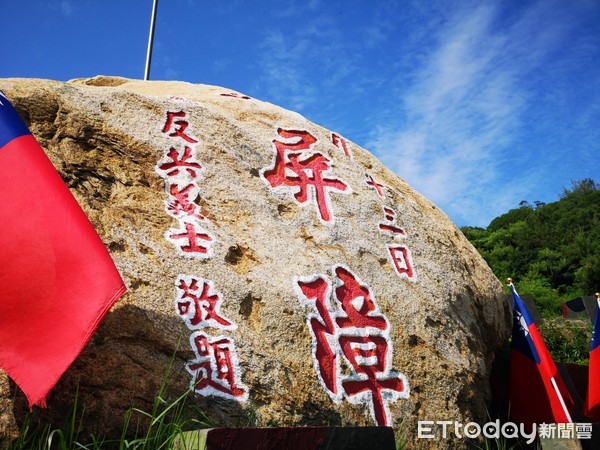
[584,294,600,420]
[0,90,126,407]
[508,281,574,427]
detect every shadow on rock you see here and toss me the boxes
[9,304,252,442]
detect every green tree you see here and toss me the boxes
[461,178,599,317]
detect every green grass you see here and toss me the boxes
[9,382,213,450]
[9,332,214,450]
[10,325,581,449]
[394,419,410,450]
[10,395,552,450]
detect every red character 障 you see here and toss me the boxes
[295,265,409,426]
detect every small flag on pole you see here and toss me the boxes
[584,293,600,420]
[507,279,574,427]
[0,90,126,407]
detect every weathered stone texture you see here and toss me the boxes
[0,76,510,447]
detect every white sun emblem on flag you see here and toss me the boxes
[515,311,530,338]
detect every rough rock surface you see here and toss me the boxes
[0,77,511,447]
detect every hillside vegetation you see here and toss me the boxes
[461,178,600,318]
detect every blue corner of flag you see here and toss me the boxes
[0,90,31,149]
[510,284,541,364]
[591,301,600,352]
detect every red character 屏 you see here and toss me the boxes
[261,128,349,224]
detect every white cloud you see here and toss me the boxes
[255,14,347,112]
[51,0,74,17]
[367,0,588,226]
[270,0,321,19]
[243,0,597,226]
[61,1,73,17]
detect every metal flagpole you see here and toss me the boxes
[144,0,159,81]
[550,377,573,423]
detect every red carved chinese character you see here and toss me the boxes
[156,147,204,180]
[331,133,352,158]
[366,174,385,198]
[166,220,214,258]
[338,335,408,426]
[220,92,251,99]
[296,276,340,399]
[334,266,388,331]
[387,245,416,281]
[378,207,406,237]
[295,265,409,426]
[168,96,198,105]
[175,275,235,330]
[162,111,198,143]
[262,128,349,224]
[186,332,249,400]
[166,183,205,221]
[263,129,317,185]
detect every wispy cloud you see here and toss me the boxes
[235,0,596,226]
[50,0,74,17]
[367,0,591,226]
[254,9,354,113]
[270,0,322,19]
[255,30,319,110]
[61,1,73,17]
[155,43,182,81]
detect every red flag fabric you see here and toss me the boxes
[584,296,600,420]
[508,282,574,427]
[0,90,126,407]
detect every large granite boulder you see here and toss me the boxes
[0,77,510,447]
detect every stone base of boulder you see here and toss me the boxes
[173,426,396,450]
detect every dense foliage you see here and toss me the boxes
[461,178,600,318]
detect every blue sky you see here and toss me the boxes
[1,0,598,227]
